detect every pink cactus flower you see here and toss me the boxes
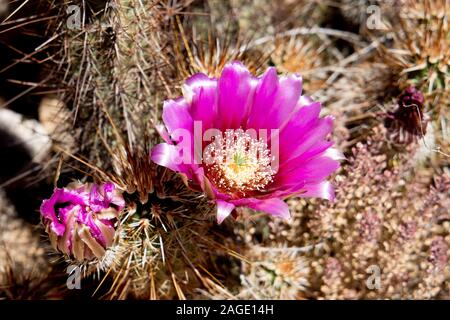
[151,61,343,223]
[40,182,125,261]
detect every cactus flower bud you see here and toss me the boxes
[40,182,125,261]
[385,86,428,144]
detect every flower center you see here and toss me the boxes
[204,129,275,195]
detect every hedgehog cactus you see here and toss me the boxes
[1,0,448,301]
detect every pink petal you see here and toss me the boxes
[233,198,290,220]
[151,143,200,183]
[247,72,302,130]
[155,123,172,144]
[185,73,218,132]
[40,188,87,236]
[278,102,321,152]
[185,72,215,88]
[269,74,303,129]
[150,143,182,172]
[89,182,125,213]
[217,61,256,130]
[300,181,335,201]
[298,95,313,107]
[279,140,334,170]
[274,155,340,187]
[246,67,279,129]
[323,148,346,161]
[162,99,194,141]
[216,200,235,224]
[281,115,334,164]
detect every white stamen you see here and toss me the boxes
[204,129,275,195]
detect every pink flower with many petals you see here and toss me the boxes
[40,182,125,261]
[151,61,343,223]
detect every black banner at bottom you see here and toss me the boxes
[0,300,447,319]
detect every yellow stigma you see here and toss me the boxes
[204,129,275,195]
